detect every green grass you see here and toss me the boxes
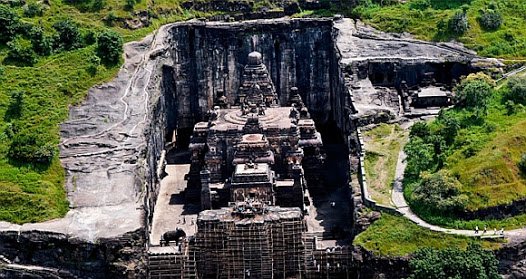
[363,123,407,205]
[352,0,526,59]
[353,213,502,257]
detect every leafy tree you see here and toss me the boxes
[437,110,461,145]
[6,37,37,66]
[23,2,44,17]
[404,137,436,179]
[478,9,502,31]
[409,121,430,139]
[448,10,469,35]
[519,153,526,175]
[454,74,494,116]
[412,171,467,213]
[408,244,500,279]
[53,19,83,51]
[0,5,20,43]
[96,30,123,65]
[505,76,526,105]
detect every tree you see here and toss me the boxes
[96,30,123,65]
[404,137,436,179]
[6,37,37,66]
[409,121,430,139]
[412,171,467,213]
[0,5,20,43]
[448,10,469,35]
[408,244,500,279]
[53,19,83,51]
[478,9,502,30]
[506,76,526,105]
[454,74,494,115]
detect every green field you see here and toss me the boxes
[352,0,526,59]
[353,212,502,256]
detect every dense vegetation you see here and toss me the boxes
[353,213,500,256]
[407,244,499,279]
[404,73,526,229]
[352,0,526,59]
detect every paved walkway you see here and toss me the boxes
[390,122,526,243]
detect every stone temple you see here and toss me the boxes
[148,52,353,278]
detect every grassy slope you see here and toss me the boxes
[352,0,526,59]
[363,123,407,205]
[0,0,212,223]
[401,86,526,229]
[353,213,502,257]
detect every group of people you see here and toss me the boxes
[474,225,504,236]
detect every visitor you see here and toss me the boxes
[494,228,497,235]
[500,228,504,236]
[475,225,479,234]
[483,226,487,234]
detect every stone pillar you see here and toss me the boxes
[200,170,211,210]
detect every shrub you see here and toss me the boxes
[23,2,44,17]
[519,154,526,175]
[8,126,55,164]
[6,37,37,66]
[104,12,118,26]
[478,9,502,30]
[448,11,469,35]
[92,0,106,11]
[96,30,123,65]
[412,171,467,214]
[5,91,24,120]
[409,121,430,139]
[28,26,52,56]
[409,0,430,11]
[408,244,499,279]
[454,74,494,115]
[0,5,20,43]
[53,19,83,51]
[404,137,436,179]
[506,76,526,105]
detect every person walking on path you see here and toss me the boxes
[475,226,479,234]
[483,226,487,234]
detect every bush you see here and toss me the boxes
[408,244,499,279]
[28,26,52,56]
[412,171,467,213]
[23,2,44,17]
[53,19,83,51]
[6,37,37,66]
[409,0,430,10]
[8,126,55,164]
[519,154,526,175]
[104,12,118,26]
[409,121,430,139]
[96,30,123,65]
[454,74,494,115]
[478,9,502,30]
[506,76,526,105]
[0,5,20,43]
[5,91,24,120]
[448,11,469,35]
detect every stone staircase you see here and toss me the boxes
[148,245,198,279]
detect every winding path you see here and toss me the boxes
[390,127,526,243]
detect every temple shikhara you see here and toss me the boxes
[186,51,324,212]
